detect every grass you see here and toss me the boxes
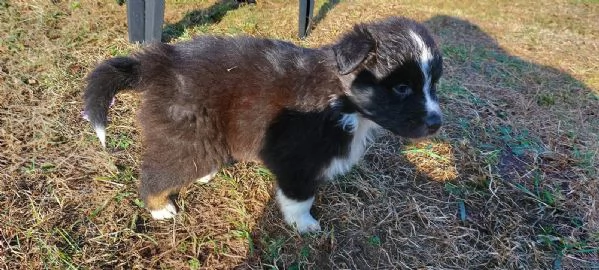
[1,0,598,269]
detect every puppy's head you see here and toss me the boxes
[333,17,443,138]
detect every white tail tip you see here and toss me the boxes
[94,125,106,148]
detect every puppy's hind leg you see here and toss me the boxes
[145,188,178,220]
[139,165,184,220]
[139,145,220,220]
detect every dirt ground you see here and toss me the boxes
[1,0,598,269]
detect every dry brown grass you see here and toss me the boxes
[1,0,598,269]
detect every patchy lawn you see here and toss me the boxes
[1,0,598,269]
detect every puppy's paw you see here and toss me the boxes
[288,213,322,234]
[150,202,177,220]
[276,191,320,234]
[196,170,218,184]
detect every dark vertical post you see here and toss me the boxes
[144,0,165,43]
[298,0,314,39]
[126,0,165,43]
[126,0,145,43]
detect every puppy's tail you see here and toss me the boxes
[83,56,141,147]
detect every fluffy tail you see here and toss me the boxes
[83,57,141,147]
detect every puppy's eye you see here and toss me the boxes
[392,85,412,97]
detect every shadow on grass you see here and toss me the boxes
[228,15,599,269]
[309,0,341,31]
[162,0,246,42]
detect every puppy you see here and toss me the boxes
[83,16,443,233]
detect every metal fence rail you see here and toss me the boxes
[126,0,314,43]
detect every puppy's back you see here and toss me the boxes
[135,36,343,161]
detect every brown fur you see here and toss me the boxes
[130,39,344,206]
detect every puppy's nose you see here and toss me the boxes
[426,113,442,133]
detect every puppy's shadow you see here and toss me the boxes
[162,0,244,42]
[230,15,598,269]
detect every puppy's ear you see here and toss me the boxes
[333,25,374,75]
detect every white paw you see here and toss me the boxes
[287,213,322,234]
[150,202,177,220]
[276,189,321,234]
[196,170,217,184]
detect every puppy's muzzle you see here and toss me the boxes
[425,113,442,134]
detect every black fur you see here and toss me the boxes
[260,107,353,201]
[83,57,141,129]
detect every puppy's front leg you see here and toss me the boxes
[276,189,321,233]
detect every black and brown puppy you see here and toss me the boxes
[83,17,443,233]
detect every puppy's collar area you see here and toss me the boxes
[328,95,369,133]
[339,113,358,133]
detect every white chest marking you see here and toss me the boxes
[323,114,378,180]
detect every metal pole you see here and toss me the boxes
[145,0,165,43]
[298,0,314,39]
[126,0,165,43]
[126,0,145,43]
